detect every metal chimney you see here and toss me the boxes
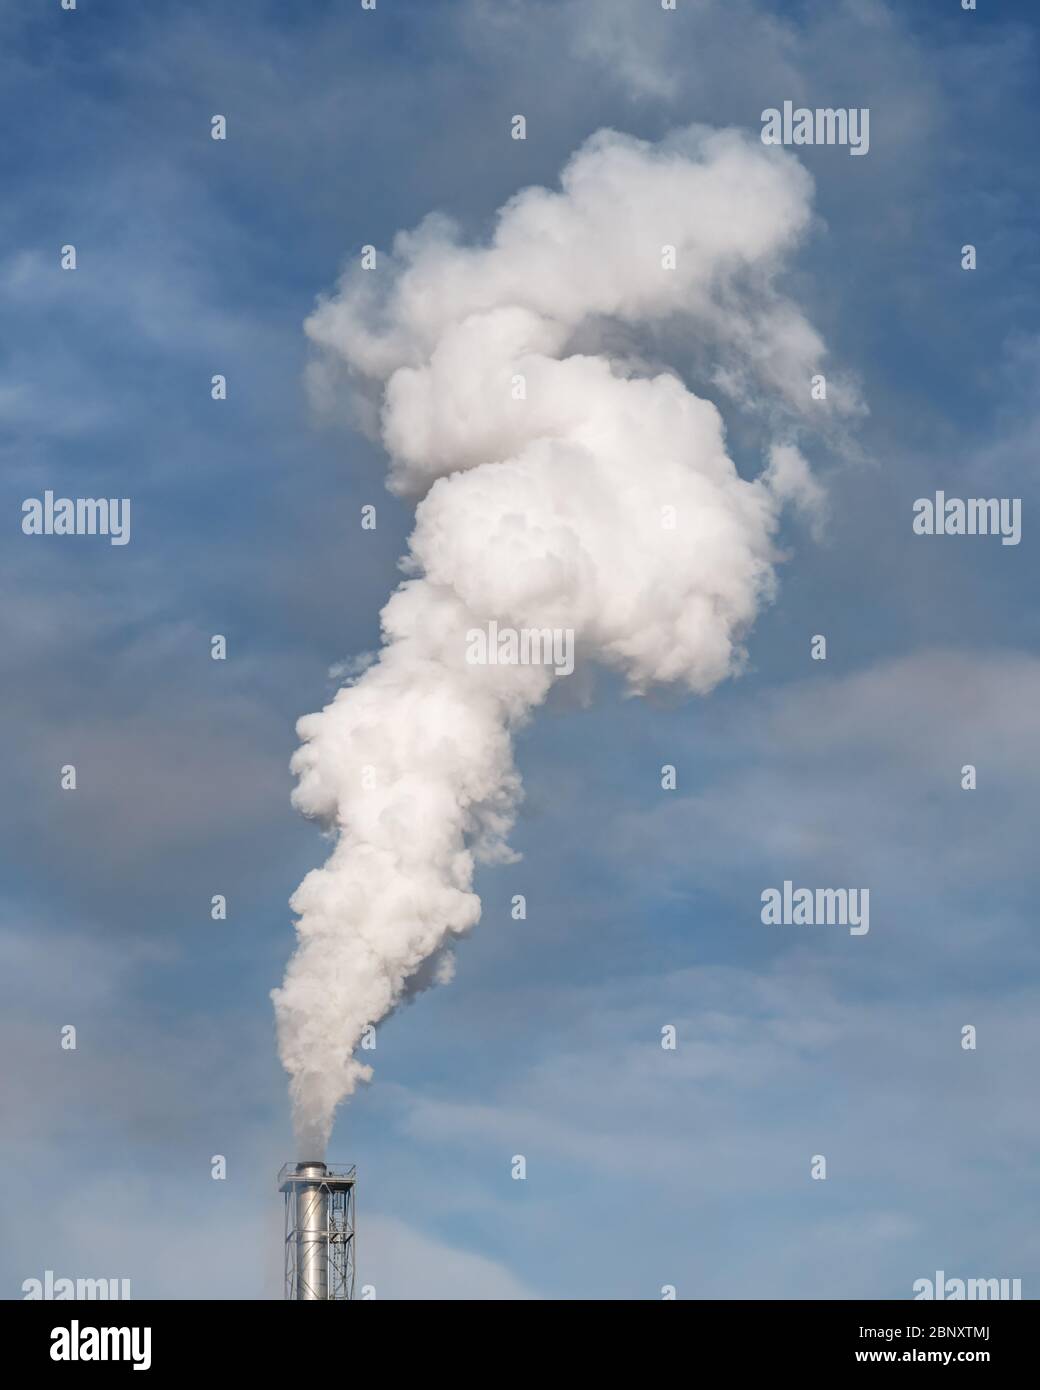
[279,1161,357,1300]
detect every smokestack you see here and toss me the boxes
[295,1161,328,1301]
[279,1161,357,1300]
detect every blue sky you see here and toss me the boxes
[2,0,1038,1298]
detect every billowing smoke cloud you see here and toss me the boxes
[273,125,841,1154]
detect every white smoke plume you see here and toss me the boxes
[273,125,843,1155]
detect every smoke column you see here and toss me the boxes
[273,125,838,1155]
